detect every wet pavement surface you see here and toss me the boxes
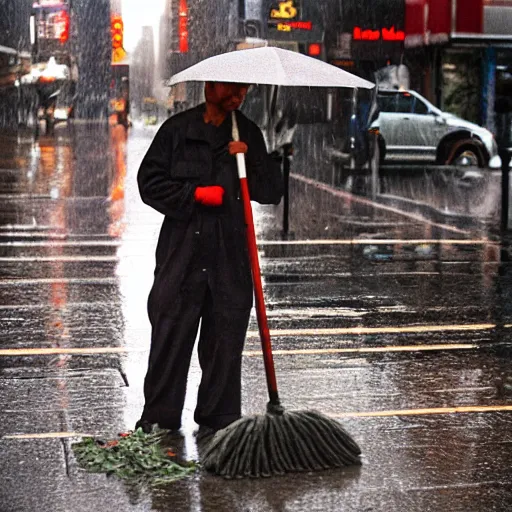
[0,121,511,512]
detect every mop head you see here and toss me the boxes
[201,410,361,479]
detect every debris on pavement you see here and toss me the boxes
[72,427,198,485]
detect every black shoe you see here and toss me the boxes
[158,420,181,431]
[135,419,154,434]
[194,425,217,442]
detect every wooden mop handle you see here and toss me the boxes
[231,112,281,409]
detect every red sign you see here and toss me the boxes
[57,10,69,43]
[428,0,451,37]
[353,26,405,41]
[279,20,312,30]
[178,0,188,53]
[405,0,427,36]
[455,0,483,32]
[405,0,484,46]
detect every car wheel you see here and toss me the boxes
[446,141,484,167]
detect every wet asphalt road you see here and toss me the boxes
[0,121,511,512]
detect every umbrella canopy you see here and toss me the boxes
[168,46,374,89]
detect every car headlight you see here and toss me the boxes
[491,136,498,154]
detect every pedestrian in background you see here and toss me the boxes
[136,82,283,435]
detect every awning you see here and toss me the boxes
[450,33,512,49]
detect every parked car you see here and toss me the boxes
[372,89,500,168]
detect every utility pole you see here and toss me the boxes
[496,93,512,232]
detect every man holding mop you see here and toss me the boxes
[136,82,283,435]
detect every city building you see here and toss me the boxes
[0,0,32,128]
[159,0,240,108]
[131,26,155,114]
[72,0,111,119]
[403,0,512,136]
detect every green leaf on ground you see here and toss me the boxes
[72,428,198,485]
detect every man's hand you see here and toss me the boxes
[194,185,225,207]
[228,141,248,155]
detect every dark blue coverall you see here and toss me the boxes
[137,104,283,430]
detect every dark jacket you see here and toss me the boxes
[138,104,283,311]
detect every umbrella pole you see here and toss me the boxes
[231,112,282,412]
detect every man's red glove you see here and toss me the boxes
[228,141,248,155]
[194,185,224,207]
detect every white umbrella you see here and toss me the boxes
[168,46,374,89]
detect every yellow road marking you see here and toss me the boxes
[0,256,119,262]
[258,239,494,246]
[1,239,495,246]
[3,432,92,440]
[0,278,118,286]
[246,323,495,338]
[0,241,121,247]
[5,405,511,439]
[0,323,496,357]
[0,347,137,356]
[0,342,480,358]
[242,344,478,357]
[331,405,512,418]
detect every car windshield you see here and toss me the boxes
[378,92,430,115]
[377,94,396,112]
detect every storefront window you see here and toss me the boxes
[441,50,482,124]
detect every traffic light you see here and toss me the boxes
[307,43,322,57]
[111,15,124,50]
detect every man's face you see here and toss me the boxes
[205,82,249,112]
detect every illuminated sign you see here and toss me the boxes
[353,25,405,41]
[270,1,298,19]
[55,10,69,43]
[35,7,69,43]
[112,47,127,63]
[267,0,321,43]
[277,20,312,32]
[330,59,355,68]
[178,0,189,53]
[277,23,291,32]
[111,15,124,49]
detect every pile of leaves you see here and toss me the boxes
[72,428,198,484]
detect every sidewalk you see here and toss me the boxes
[0,122,511,512]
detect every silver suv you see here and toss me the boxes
[373,89,500,168]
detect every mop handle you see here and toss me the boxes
[231,112,281,407]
